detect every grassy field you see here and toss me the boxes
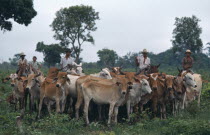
[0,69,210,135]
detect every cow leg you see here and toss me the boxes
[98,105,102,121]
[126,101,131,121]
[198,91,201,107]
[152,100,157,118]
[31,96,34,112]
[181,92,186,109]
[47,104,51,115]
[75,98,82,120]
[160,106,163,119]
[114,106,119,123]
[56,97,61,113]
[38,95,44,119]
[83,97,90,125]
[69,98,73,114]
[163,104,166,119]
[108,103,115,125]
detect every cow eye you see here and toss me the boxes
[144,83,147,86]
[32,79,34,80]
[62,76,65,78]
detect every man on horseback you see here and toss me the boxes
[17,52,28,77]
[135,49,151,74]
[60,49,80,73]
[182,49,194,71]
[29,56,41,74]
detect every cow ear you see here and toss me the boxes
[116,82,121,86]
[134,77,140,83]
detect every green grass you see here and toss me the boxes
[0,69,210,135]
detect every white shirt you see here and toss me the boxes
[60,56,78,71]
[137,55,150,70]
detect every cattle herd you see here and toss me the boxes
[2,65,202,125]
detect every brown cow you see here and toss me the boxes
[82,77,131,125]
[11,77,27,110]
[37,68,60,118]
[25,73,45,111]
[38,72,70,118]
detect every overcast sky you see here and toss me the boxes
[0,0,210,63]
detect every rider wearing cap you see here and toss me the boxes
[135,49,151,74]
[182,49,194,71]
[60,49,80,72]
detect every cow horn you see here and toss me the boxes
[157,64,161,68]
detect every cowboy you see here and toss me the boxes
[29,56,41,74]
[60,49,80,72]
[17,52,28,77]
[182,49,194,71]
[135,49,151,74]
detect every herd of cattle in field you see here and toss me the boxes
[2,65,202,125]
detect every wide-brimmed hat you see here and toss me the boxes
[19,52,26,56]
[142,49,148,54]
[185,49,192,54]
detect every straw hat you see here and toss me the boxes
[19,52,26,56]
[142,49,148,54]
[185,49,192,54]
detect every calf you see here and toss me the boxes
[82,77,130,125]
[38,72,69,118]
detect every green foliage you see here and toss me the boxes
[36,42,64,67]
[172,15,203,53]
[51,5,100,62]
[97,48,118,67]
[0,0,37,31]
[8,53,20,67]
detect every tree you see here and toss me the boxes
[0,0,37,31]
[36,42,64,67]
[9,54,20,67]
[97,48,118,67]
[205,42,210,57]
[51,5,99,62]
[172,15,203,54]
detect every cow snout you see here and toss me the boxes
[153,87,157,90]
[177,91,182,94]
[56,84,60,87]
[128,86,132,89]
[168,87,172,91]
[11,84,15,87]
[122,91,126,95]
[26,87,29,91]
[194,85,197,88]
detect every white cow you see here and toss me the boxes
[179,70,197,109]
[184,73,202,107]
[126,77,152,121]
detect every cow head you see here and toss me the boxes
[115,77,132,96]
[134,76,152,95]
[165,75,175,91]
[149,64,160,73]
[76,63,84,75]
[9,74,18,87]
[25,74,40,90]
[100,68,112,79]
[173,76,184,96]
[110,67,123,75]
[147,73,159,91]
[47,67,59,78]
[183,72,197,88]
[55,72,70,88]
